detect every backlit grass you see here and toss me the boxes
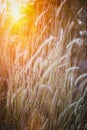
[0,0,87,130]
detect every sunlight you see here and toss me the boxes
[9,0,21,19]
[5,0,36,36]
[8,0,35,22]
[11,5,20,18]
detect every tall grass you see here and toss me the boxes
[0,0,87,130]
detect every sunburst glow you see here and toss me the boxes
[11,5,21,18]
[9,0,21,19]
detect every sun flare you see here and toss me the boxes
[11,4,21,18]
[9,0,21,19]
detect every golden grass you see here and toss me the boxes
[0,0,87,130]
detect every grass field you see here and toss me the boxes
[0,0,87,130]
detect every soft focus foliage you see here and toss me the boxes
[0,0,87,130]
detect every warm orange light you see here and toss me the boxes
[6,0,36,36]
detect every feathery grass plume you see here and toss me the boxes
[35,9,48,27]
[0,0,86,129]
[74,73,87,86]
[25,36,55,73]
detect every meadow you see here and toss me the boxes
[0,0,87,130]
